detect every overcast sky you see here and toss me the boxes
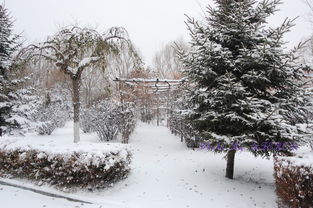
[3,0,312,66]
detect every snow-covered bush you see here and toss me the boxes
[168,111,201,148]
[116,102,136,143]
[93,107,120,142]
[81,101,136,143]
[34,94,70,135]
[0,139,132,189]
[274,150,313,208]
[80,107,96,133]
[81,101,119,141]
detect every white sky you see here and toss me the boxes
[3,0,312,66]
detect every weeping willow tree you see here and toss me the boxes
[29,26,130,143]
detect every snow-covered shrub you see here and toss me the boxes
[34,94,70,135]
[116,102,136,143]
[81,101,136,143]
[81,101,119,141]
[0,139,132,189]
[274,150,313,208]
[80,107,96,133]
[168,111,201,148]
[35,104,68,135]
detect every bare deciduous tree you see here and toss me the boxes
[152,38,189,79]
[29,26,129,143]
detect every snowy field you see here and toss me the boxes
[0,122,277,208]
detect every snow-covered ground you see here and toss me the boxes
[0,122,277,208]
[0,185,96,208]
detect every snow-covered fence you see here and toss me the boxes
[0,139,132,189]
[274,150,313,208]
[81,101,136,143]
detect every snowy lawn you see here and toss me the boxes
[0,122,277,208]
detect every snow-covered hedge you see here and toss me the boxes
[0,139,132,189]
[168,112,201,148]
[274,149,313,208]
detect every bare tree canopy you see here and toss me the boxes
[26,25,130,143]
[152,38,189,79]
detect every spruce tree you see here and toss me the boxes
[0,4,20,130]
[179,0,310,179]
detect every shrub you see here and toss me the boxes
[34,94,69,135]
[0,139,132,190]
[115,102,136,143]
[168,111,201,148]
[274,150,313,208]
[81,101,136,143]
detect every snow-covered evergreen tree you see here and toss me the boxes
[8,87,41,134]
[178,0,311,179]
[0,4,21,132]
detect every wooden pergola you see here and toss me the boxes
[113,78,188,126]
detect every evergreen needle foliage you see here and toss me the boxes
[0,4,21,130]
[178,0,312,178]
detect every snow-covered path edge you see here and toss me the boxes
[0,179,92,204]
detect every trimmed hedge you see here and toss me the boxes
[274,152,313,208]
[168,112,201,148]
[0,139,132,190]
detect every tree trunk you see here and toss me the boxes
[157,106,160,126]
[72,79,81,143]
[226,150,236,179]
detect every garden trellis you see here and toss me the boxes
[113,78,188,126]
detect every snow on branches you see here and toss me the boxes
[23,26,131,143]
[176,0,313,179]
[178,0,312,156]
[34,94,70,135]
[81,100,136,143]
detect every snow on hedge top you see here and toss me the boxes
[0,137,131,168]
[280,146,313,168]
